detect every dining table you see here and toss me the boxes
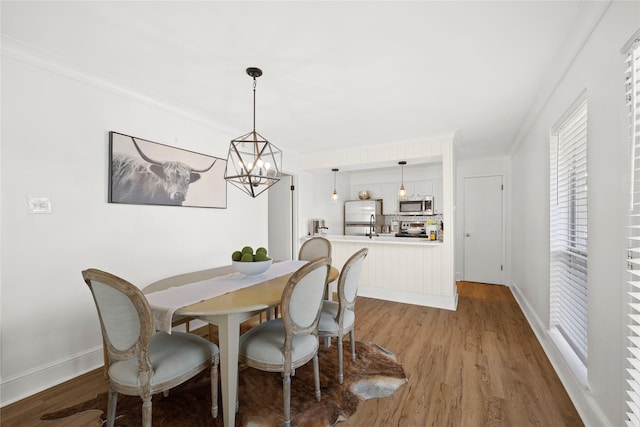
[143,260,339,427]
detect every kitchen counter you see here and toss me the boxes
[307,234,442,245]
[305,234,456,311]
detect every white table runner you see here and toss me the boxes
[146,260,307,333]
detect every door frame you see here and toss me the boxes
[268,172,298,260]
[461,173,507,285]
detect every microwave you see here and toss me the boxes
[398,196,434,215]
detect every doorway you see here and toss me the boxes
[268,174,295,261]
[463,175,504,284]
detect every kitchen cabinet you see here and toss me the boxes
[411,180,433,198]
[349,174,442,215]
[350,183,381,200]
[433,179,443,213]
[377,180,440,215]
[381,183,399,215]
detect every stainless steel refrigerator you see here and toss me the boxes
[344,199,385,236]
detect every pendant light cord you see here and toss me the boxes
[252,78,257,133]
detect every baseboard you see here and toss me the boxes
[0,346,103,407]
[509,280,611,426]
[358,286,458,311]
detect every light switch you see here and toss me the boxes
[27,196,52,214]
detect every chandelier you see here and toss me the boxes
[224,67,282,198]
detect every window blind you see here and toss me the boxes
[550,98,588,366]
[625,37,640,427]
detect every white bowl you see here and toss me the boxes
[406,228,424,235]
[232,259,272,276]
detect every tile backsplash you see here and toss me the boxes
[385,214,443,225]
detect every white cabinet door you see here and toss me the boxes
[412,180,433,198]
[432,179,443,213]
[367,184,382,199]
[401,181,414,198]
[350,184,381,200]
[381,183,399,215]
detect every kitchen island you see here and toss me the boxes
[309,234,457,310]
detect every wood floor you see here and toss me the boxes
[1,282,583,426]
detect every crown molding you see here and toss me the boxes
[1,35,236,135]
[509,0,612,157]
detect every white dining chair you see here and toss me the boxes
[317,247,368,384]
[298,236,332,261]
[82,268,220,427]
[238,256,331,427]
[299,236,335,301]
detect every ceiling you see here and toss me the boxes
[1,1,595,161]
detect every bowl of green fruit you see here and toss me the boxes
[231,246,272,276]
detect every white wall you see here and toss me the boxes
[510,2,638,425]
[0,52,272,405]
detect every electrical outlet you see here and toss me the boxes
[27,196,52,214]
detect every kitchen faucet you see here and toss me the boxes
[369,214,374,239]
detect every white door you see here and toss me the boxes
[463,175,504,284]
[268,174,293,261]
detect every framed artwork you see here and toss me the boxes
[109,131,227,208]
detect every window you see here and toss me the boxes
[550,96,588,369]
[624,33,640,427]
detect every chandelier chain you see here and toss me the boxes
[252,77,257,133]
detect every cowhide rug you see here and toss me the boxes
[41,341,407,426]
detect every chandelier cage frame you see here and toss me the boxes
[224,67,282,198]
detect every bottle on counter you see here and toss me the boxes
[425,220,438,240]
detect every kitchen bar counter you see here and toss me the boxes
[306,234,457,311]
[318,233,442,245]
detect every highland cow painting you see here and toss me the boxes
[109,131,227,208]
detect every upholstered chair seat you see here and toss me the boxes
[240,319,319,368]
[318,302,355,335]
[109,331,216,387]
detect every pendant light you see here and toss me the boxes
[224,67,282,198]
[331,168,339,202]
[398,161,407,200]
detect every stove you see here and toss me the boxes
[395,231,428,238]
[396,220,426,238]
